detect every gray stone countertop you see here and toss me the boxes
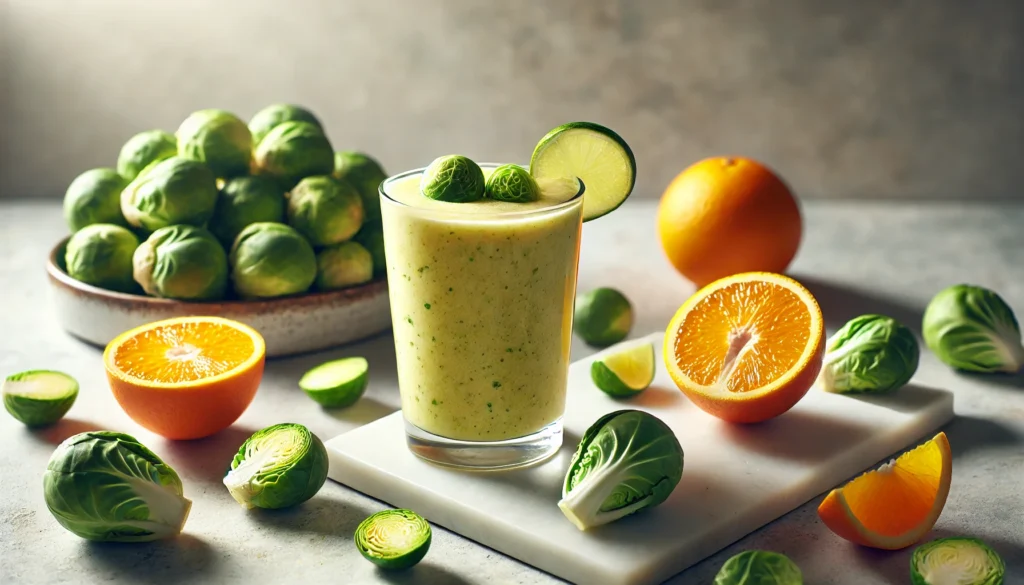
[2,199,1022,584]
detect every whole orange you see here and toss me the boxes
[657,157,802,288]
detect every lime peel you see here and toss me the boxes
[591,341,656,397]
[298,357,369,408]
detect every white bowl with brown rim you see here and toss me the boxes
[47,237,392,357]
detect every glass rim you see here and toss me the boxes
[378,162,585,220]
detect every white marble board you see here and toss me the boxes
[325,331,955,585]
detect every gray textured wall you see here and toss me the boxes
[1,0,1022,201]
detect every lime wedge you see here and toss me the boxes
[3,370,79,426]
[298,357,369,408]
[590,341,655,398]
[530,122,636,221]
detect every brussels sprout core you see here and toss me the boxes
[484,164,539,203]
[355,509,432,570]
[558,410,683,530]
[63,168,129,232]
[923,284,1024,373]
[176,109,252,178]
[820,314,919,394]
[714,550,803,585]
[133,225,229,300]
[911,537,1005,585]
[419,155,484,203]
[43,431,192,542]
[65,224,140,293]
[223,423,329,510]
[3,370,79,427]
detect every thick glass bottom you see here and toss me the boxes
[405,418,562,471]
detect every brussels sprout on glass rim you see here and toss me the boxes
[419,155,485,203]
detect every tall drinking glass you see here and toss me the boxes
[379,164,584,470]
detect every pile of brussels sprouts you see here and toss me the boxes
[61,104,388,301]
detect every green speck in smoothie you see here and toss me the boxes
[486,402,493,411]
[532,267,539,275]
[492,381,502,388]
[418,265,430,273]
[432,399,438,405]
[506,348,513,353]
[448,287,453,292]
[424,303,431,310]
[406,316,413,325]
[469,256,474,262]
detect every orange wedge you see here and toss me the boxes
[103,316,266,440]
[818,432,951,550]
[664,272,824,423]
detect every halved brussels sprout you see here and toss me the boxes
[333,151,387,221]
[352,222,386,276]
[923,284,1024,373]
[287,175,364,247]
[820,314,919,394]
[229,222,317,298]
[120,156,218,233]
[559,410,683,530]
[249,103,323,146]
[3,370,78,427]
[714,550,803,585]
[208,176,286,247]
[419,155,484,202]
[44,431,192,541]
[253,121,334,190]
[65,223,140,293]
[223,423,328,509]
[911,537,1004,585]
[355,508,432,570]
[316,241,373,291]
[63,168,129,232]
[485,163,539,203]
[117,129,177,181]
[133,225,228,300]
[175,109,252,178]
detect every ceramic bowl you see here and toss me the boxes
[47,238,393,357]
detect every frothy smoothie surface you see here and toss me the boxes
[381,169,583,441]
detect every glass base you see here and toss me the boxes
[405,418,562,471]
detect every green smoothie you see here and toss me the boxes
[381,167,583,441]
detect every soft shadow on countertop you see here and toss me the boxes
[793,274,925,335]
[323,395,397,427]
[953,369,1024,390]
[847,383,951,414]
[249,492,375,537]
[27,417,104,444]
[159,424,258,484]
[376,563,474,585]
[941,414,1024,459]
[718,409,873,463]
[83,534,219,583]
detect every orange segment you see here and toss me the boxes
[110,320,257,384]
[664,272,824,423]
[104,317,266,440]
[818,432,952,550]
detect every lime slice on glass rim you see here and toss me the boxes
[298,357,369,408]
[590,340,656,398]
[530,122,636,221]
[3,370,79,426]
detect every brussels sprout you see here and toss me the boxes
[223,423,328,509]
[249,103,323,146]
[820,314,920,394]
[208,176,286,246]
[573,287,634,347]
[714,550,803,585]
[911,537,1004,585]
[558,410,683,530]
[120,156,219,232]
[334,151,387,221]
[287,175,364,247]
[253,121,334,190]
[923,284,1024,373]
[316,241,373,291]
[485,163,539,203]
[355,508,432,570]
[117,129,177,181]
[175,109,252,178]
[65,224,140,293]
[299,357,370,408]
[133,225,228,300]
[229,222,317,298]
[353,222,386,276]
[63,168,129,232]
[43,431,192,542]
[419,155,484,202]
[3,370,78,427]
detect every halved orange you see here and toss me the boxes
[818,432,951,550]
[103,316,266,440]
[664,272,824,423]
